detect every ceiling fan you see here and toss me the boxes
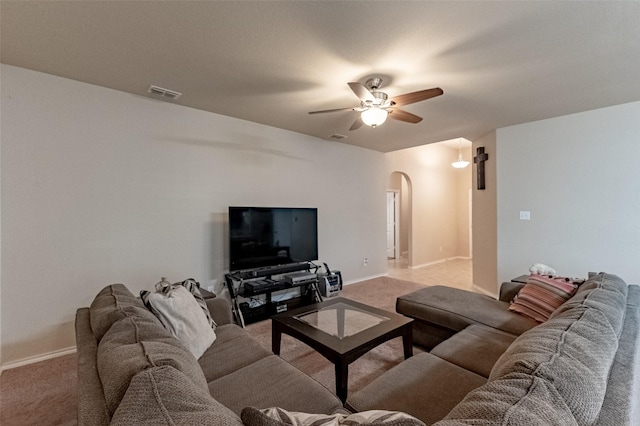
[309,77,443,130]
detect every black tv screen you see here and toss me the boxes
[229,207,318,272]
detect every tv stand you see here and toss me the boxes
[234,261,315,280]
[224,262,323,327]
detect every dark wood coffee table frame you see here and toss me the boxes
[271,297,414,403]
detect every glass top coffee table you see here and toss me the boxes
[271,297,414,402]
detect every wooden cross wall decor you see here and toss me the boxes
[474,147,489,190]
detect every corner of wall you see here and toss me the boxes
[1,83,3,368]
[471,131,499,295]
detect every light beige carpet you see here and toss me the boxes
[0,352,78,426]
[0,276,430,425]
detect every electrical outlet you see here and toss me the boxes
[519,211,531,220]
[363,258,369,267]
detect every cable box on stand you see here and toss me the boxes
[284,271,319,286]
[243,279,286,295]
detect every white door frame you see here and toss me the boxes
[386,190,401,259]
[468,188,473,258]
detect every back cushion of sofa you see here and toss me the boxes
[89,284,147,341]
[111,365,244,426]
[595,284,640,426]
[97,314,209,417]
[437,372,578,426]
[489,305,619,424]
[551,273,628,336]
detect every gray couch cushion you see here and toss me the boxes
[198,324,273,382]
[75,308,111,426]
[595,284,640,426]
[209,355,344,416]
[397,286,538,336]
[436,372,578,425]
[551,273,628,335]
[206,296,234,326]
[110,365,244,426]
[490,305,619,424]
[348,353,487,425]
[97,309,173,344]
[97,314,209,417]
[430,324,517,378]
[89,283,148,341]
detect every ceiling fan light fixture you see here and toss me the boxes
[361,107,388,127]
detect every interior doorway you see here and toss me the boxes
[387,172,412,264]
[386,191,399,259]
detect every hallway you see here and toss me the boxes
[387,257,473,291]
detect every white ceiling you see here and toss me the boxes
[2,1,640,153]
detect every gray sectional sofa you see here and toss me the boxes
[75,284,345,425]
[348,273,640,425]
[76,273,639,425]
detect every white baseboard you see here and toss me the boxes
[344,273,388,286]
[0,346,77,374]
[409,259,446,270]
[409,256,472,270]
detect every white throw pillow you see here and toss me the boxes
[147,286,216,359]
[241,406,426,426]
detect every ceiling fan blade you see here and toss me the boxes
[308,107,356,114]
[388,108,423,124]
[391,87,443,107]
[349,115,364,131]
[348,82,375,102]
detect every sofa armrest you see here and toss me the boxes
[199,287,216,299]
[75,308,111,426]
[206,297,234,326]
[499,281,525,303]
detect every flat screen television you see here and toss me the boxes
[228,207,318,272]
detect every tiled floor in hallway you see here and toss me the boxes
[387,257,473,291]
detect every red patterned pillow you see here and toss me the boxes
[509,274,578,322]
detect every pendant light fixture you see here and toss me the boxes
[451,138,470,168]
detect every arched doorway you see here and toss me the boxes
[387,172,412,267]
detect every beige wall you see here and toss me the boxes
[496,101,640,284]
[386,142,472,268]
[0,65,388,366]
[472,101,640,296]
[457,174,471,258]
[471,132,498,296]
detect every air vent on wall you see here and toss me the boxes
[329,134,348,140]
[147,85,182,100]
